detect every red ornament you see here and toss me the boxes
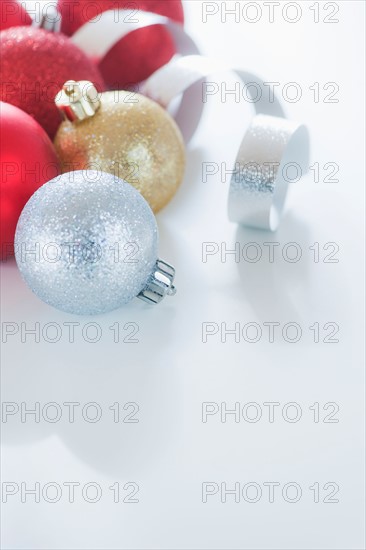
[0,27,105,138]
[0,0,32,31]
[0,102,61,260]
[58,0,184,88]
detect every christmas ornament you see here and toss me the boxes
[0,0,32,31]
[0,27,105,138]
[54,80,185,213]
[15,170,176,315]
[58,0,184,87]
[0,102,61,261]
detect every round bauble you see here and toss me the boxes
[15,171,176,315]
[0,102,60,260]
[0,27,105,137]
[0,0,32,31]
[58,0,184,87]
[54,80,185,213]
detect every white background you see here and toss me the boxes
[1,1,365,549]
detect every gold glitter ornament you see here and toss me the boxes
[54,80,186,212]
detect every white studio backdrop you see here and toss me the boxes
[1,1,365,549]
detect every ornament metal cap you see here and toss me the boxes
[33,5,61,32]
[55,80,101,122]
[138,259,177,305]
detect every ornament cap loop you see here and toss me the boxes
[55,80,101,122]
[36,5,61,32]
[138,259,176,305]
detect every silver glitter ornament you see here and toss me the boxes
[15,171,176,315]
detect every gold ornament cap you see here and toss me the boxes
[55,80,101,122]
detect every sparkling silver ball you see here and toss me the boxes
[15,170,158,315]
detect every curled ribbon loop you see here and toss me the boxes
[229,116,309,231]
[141,54,286,142]
[71,10,200,59]
[142,56,309,230]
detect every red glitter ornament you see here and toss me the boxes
[0,27,105,137]
[0,102,61,260]
[0,0,32,31]
[58,0,184,88]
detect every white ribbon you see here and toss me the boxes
[22,5,310,230]
[71,10,200,59]
[228,115,309,231]
[141,54,309,231]
[141,54,286,142]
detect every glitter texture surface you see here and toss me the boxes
[54,90,185,212]
[15,171,158,315]
[0,27,105,138]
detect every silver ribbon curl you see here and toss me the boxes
[228,115,309,231]
[56,8,309,229]
[141,54,309,231]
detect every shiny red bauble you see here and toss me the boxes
[58,0,184,88]
[0,27,105,137]
[0,0,32,31]
[0,102,61,260]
